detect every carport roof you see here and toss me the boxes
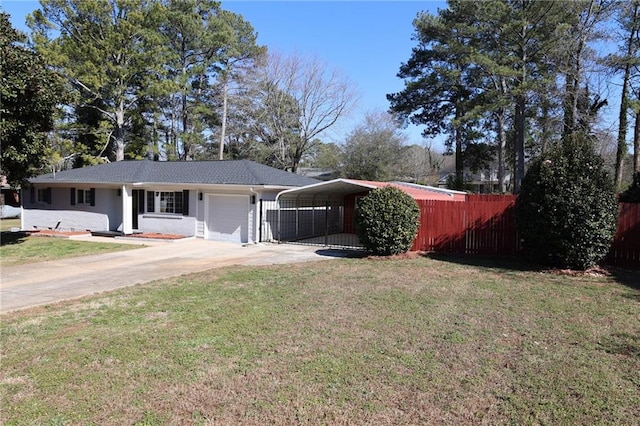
[277,178,467,201]
[27,159,319,187]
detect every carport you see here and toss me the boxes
[274,179,466,249]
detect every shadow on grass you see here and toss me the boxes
[315,248,369,259]
[599,332,640,359]
[422,252,541,273]
[0,231,29,247]
[606,267,640,291]
[424,252,640,291]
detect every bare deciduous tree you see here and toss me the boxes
[255,52,358,172]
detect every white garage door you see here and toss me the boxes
[206,194,249,243]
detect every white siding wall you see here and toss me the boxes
[137,189,197,236]
[22,186,118,231]
[22,184,286,238]
[104,188,123,231]
[137,215,196,235]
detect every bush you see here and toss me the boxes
[619,172,640,203]
[515,134,618,270]
[355,186,420,256]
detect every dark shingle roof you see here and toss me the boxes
[28,160,319,187]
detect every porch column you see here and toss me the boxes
[122,185,133,234]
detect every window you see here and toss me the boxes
[160,191,182,214]
[37,189,47,203]
[74,189,95,206]
[77,189,92,205]
[146,191,187,215]
[32,187,51,204]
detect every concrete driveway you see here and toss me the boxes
[0,237,354,314]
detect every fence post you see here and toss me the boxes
[325,201,329,247]
[277,201,281,244]
[258,200,263,242]
[295,204,299,240]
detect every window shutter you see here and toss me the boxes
[45,187,52,204]
[30,186,35,204]
[182,190,189,216]
[139,190,145,213]
[147,191,155,213]
[90,188,96,206]
[70,188,76,205]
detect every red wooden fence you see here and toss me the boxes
[411,195,640,267]
[608,203,640,267]
[412,195,520,255]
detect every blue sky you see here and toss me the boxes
[2,0,446,147]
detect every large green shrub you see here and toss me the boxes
[515,135,618,270]
[619,172,640,203]
[355,186,420,256]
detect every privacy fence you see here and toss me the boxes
[411,195,521,255]
[261,195,640,267]
[608,202,640,267]
[413,195,640,267]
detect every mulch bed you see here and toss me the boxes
[549,265,612,277]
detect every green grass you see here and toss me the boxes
[1,256,638,424]
[0,218,21,232]
[0,232,141,266]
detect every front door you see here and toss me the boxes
[132,190,144,229]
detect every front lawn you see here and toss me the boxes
[1,256,638,424]
[0,233,141,267]
[0,218,21,232]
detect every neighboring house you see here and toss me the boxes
[436,170,512,193]
[1,175,21,219]
[23,160,318,243]
[434,155,511,193]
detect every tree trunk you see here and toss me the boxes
[218,75,228,161]
[182,91,190,161]
[616,68,630,189]
[614,1,639,188]
[498,78,509,192]
[152,111,159,161]
[514,21,528,194]
[514,93,526,193]
[115,105,125,161]
[563,72,578,139]
[634,109,640,173]
[454,108,464,190]
[497,108,507,193]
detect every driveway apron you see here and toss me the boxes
[0,238,337,313]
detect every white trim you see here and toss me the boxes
[391,181,467,196]
[276,178,377,201]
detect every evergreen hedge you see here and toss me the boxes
[515,135,618,270]
[355,186,420,256]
